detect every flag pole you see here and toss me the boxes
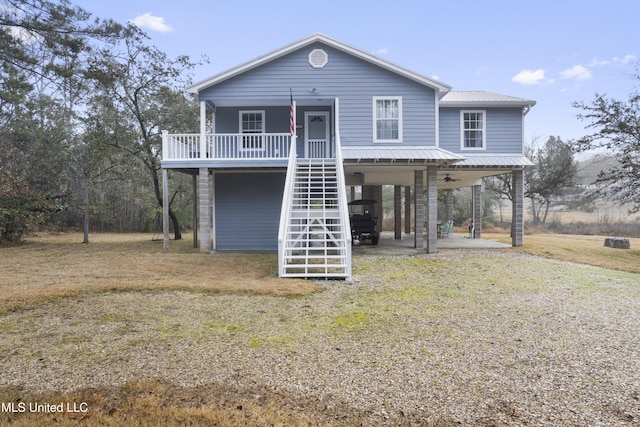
[289,88,296,157]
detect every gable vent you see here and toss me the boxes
[308,49,328,68]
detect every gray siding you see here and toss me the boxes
[201,42,437,147]
[215,105,331,156]
[214,172,285,251]
[439,107,524,154]
[216,106,291,133]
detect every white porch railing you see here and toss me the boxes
[307,138,333,158]
[162,132,291,161]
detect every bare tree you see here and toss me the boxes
[486,136,578,225]
[572,67,640,213]
[527,136,578,224]
[86,26,201,240]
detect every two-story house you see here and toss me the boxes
[160,33,535,280]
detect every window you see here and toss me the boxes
[239,110,264,150]
[461,110,485,150]
[373,97,403,142]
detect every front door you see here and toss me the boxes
[305,112,330,158]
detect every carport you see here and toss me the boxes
[342,146,528,253]
[352,231,511,255]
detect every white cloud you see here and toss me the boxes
[10,26,40,44]
[588,58,610,67]
[130,13,173,33]
[376,48,389,56]
[561,64,592,81]
[614,54,637,64]
[512,69,546,85]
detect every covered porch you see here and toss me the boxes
[352,231,511,255]
[343,148,528,253]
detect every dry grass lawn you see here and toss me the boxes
[484,232,640,274]
[1,231,639,426]
[0,379,361,427]
[0,232,321,313]
[0,233,335,426]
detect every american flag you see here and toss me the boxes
[289,91,295,137]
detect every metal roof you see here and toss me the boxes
[440,91,536,107]
[342,146,465,163]
[450,154,534,168]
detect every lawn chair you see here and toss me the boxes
[438,220,453,237]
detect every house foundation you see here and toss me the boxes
[512,169,525,246]
[425,165,438,253]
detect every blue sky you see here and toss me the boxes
[76,0,638,146]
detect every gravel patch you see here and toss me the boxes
[1,250,639,425]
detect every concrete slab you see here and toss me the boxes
[438,233,512,249]
[351,232,511,255]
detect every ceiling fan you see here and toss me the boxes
[443,174,460,182]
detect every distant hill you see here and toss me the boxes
[576,154,619,186]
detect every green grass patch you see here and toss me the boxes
[332,309,372,330]
[202,320,246,335]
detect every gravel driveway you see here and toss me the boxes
[1,250,639,425]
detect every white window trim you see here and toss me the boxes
[460,110,486,151]
[239,110,265,151]
[373,96,403,143]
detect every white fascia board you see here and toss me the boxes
[440,91,536,108]
[440,101,536,108]
[440,100,537,108]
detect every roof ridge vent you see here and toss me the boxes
[309,49,328,68]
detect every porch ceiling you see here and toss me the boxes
[343,145,478,187]
[344,164,513,188]
[205,98,334,109]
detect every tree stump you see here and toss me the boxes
[604,237,631,249]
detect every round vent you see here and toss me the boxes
[308,49,328,69]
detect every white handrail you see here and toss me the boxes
[277,102,297,277]
[333,98,352,280]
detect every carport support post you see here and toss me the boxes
[446,189,454,223]
[373,185,384,233]
[394,185,402,240]
[512,169,524,246]
[192,174,198,248]
[472,184,482,239]
[363,185,383,234]
[404,186,411,234]
[414,170,424,249]
[162,168,169,251]
[198,168,211,253]
[374,186,383,233]
[425,165,438,253]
